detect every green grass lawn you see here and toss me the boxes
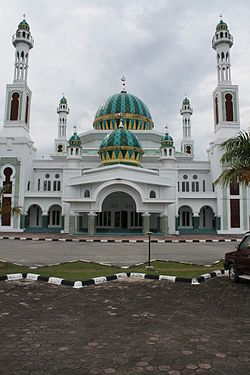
[0,260,224,280]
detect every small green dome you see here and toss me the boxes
[18,19,30,31]
[216,19,228,32]
[183,97,190,105]
[94,91,153,131]
[98,123,143,167]
[69,131,81,147]
[60,96,67,105]
[161,131,174,148]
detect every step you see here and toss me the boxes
[239,274,250,281]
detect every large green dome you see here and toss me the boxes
[98,122,143,167]
[93,91,154,131]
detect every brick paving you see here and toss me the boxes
[0,278,249,374]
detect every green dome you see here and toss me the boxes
[98,123,143,167]
[93,91,154,131]
[161,132,174,148]
[60,96,67,105]
[216,19,228,32]
[69,131,81,147]
[183,97,190,105]
[18,19,30,31]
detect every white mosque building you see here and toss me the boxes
[0,17,248,236]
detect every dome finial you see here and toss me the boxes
[165,124,168,133]
[23,13,26,19]
[73,124,77,133]
[121,76,126,93]
[219,13,223,19]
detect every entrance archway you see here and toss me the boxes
[96,192,142,233]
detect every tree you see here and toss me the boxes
[214,130,250,187]
[0,184,22,217]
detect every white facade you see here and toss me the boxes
[0,18,249,235]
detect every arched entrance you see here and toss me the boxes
[96,192,142,233]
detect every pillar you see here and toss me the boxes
[61,215,65,230]
[88,212,97,236]
[69,215,76,235]
[142,213,150,236]
[42,213,48,230]
[160,214,168,236]
[193,213,199,230]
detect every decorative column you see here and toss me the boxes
[142,213,150,236]
[160,213,168,236]
[88,212,97,236]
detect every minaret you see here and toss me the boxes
[212,17,240,140]
[180,96,194,155]
[2,16,34,136]
[54,96,70,154]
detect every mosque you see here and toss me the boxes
[0,17,248,235]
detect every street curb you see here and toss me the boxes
[0,236,241,243]
[0,269,226,288]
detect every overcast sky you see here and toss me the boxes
[1,0,250,159]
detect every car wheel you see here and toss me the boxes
[228,263,239,283]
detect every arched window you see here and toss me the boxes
[84,189,90,198]
[25,96,29,124]
[3,167,13,193]
[57,144,63,153]
[225,93,233,121]
[1,167,13,226]
[186,145,191,154]
[221,51,225,61]
[215,97,219,124]
[220,32,223,38]
[169,149,172,156]
[150,190,156,198]
[10,92,19,121]
[27,181,30,191]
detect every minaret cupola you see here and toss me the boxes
[180,96,194,155]
[160,126,175,159]
[67,127,82,160]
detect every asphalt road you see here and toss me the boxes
[0,240,237,267]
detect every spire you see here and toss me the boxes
[121,76,126,93]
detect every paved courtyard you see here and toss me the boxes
[0,277,249,375]
[0,239,237,267]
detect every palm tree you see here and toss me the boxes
[214,130,250,187]
[0,184,22,217]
